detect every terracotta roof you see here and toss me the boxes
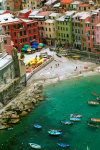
[78,4,89,7]
[60,0,73,4]
[37,11,51,15]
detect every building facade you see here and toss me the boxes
[18,9,31,19]
[59,0,73,14]
[14,0,22,10]
[6,0,14,10]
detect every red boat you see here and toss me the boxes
[92,92,98,96]
[88,101,99,105]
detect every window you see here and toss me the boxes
[59,33,60,36]
[25,38,27,42]
[64,34,65,37]
[33,23,35,26]
[49,28,51,31]
[91,19,93,23]
[46,28,47,31]
[30,36,31,40]
[82,30,83,34]
[81,24,83,27]
[97,27,98,30]
[63,27,65,31]
[66,22,67,25]
[29,30,31,34]
[84,7,86,11]
[58,26,59,30]
[75,29,77,33]
[46,34,48,37]
[79,7,81,10]
[61,27,62,30]
[23,39,24,42]
[92,31,94,35]
[88,7,90,9]
[78,29,80,33]
[92,26,94,29]
[28,5,29,7]
[88,30,90,35]
[50,34,51,38]
[24,30,26,35]
[88,37,90,40]
[0,3,1,6]
[20,31,22,36]
[13,25,16,28]
[41,22,42,25]
[75,23,77,26]
[60,22,62,25]
[97,34,99,39]
[78,24,80,27]
[15,39,17,43]
[63,22,64,25]
[34,35,36,39]
[58,21,59,24]
[86,24,87,27]
[66,28,68,31]
[88,24,89,27]
[66,34,69,37]
[88,43,90,46]
[53,28,55,31]
[21,39,22,43]
[34,29,36,32]
[4,40,7,44]
[14,32,16,37]
[16,1,18,3]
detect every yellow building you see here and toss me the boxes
[22,0,37,10]
[59,0,73,14]
[6,0,14,10]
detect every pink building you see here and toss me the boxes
[85,9,100,52]
[95,23,100,54]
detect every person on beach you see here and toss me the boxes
[51,66,52,69]
[58,63,59,67]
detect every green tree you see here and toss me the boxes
[39,54,43,59]
[20,52,25,59]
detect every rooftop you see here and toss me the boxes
[65,11,76,16]
[29,9,40,16]
[60,0,73,4]
[45,19,55,23]
[37,11,51,16]
[45,0,57,5]
[49,13,59,17]
[0,10,7,15]
[0,54,12,69]
[71,1,81,5]
[53,3,60,7]
[78,4,89,7]
[72,12,90,19]
[19,9,31,14]
[96,23,100,27]
[21,19,35,23]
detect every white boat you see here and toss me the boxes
[29,143,41,149]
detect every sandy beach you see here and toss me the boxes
[0,48,100,114]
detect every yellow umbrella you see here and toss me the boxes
[27,49,31,52]
[25,60,31,63]
[72,56,80,57]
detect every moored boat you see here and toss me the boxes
[33,124,42,129]
[70,114,82,118]
[57,143,70,147]
[87,121,99,128]
[60,121,73,125]
[48,130,62,135]
[92,92,98,96]
[70,117,81,121]
[49,129,62,132]
[91,118,100,122]
[8,128,13,130]
[88,101,99,105]
[29,143,41,149]
[97,97,100,101]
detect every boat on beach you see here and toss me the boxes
[91,118,100,122]
[88,101,99,105]
[60,120,73,125]
[92,92,98,96]
[70,114,82,118]
[57,143,70,147]
[87,121,99,128]
[48,130,62,135]
[29,143,41,149]
[97,97,100,101]
[33,124,42,129]
[70,117,81,121]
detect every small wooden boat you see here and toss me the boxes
[87,121,99,128]
[70,114,82,118]
[29,143,41,149]
[48,130,62,135]
[88,101,99,105]
[57,143,70,147]
[92,92,98,96]
[91,118,100,122]
[49,129,62,132]
[60,121,73,125]
[8,128,13,130]
[97,97,100,101]
[70,117,81,121]
[33,124,42,129]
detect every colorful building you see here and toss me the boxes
[22,0,37,10]
[6,0,14,10]
[56,11,76,47]
[59,0,73,14]
[95,23,100,54]
[14,0,22,10]
[69,1,82,10]
[18,9,31,19]
[0,13,39,51]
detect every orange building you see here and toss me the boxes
[14,0,22,9]
[59,0,73,14]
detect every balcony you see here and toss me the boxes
[74,40,81,44]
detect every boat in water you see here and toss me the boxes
[70,114,82,118]
[92,92,98,96]
[29,143,41,149]
[8,128,13,130]
[49,129,62,132]
[57,143,70,147]
[48,130,62,135]
[88,101,99,105]
[33,124,42,129]
[70,117,81,121]
[91,118,100,122]
[60,120,73,125]
[87,121,99,128]
[97,97,100,101]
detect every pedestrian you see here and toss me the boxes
[56,64,57,68]
[58,63,59,67]
[51,66,52,69]
[44,78,45,83]
[76,66,77,70]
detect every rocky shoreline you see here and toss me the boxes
[0,85,45,130]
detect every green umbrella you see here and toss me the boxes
[38,44,43,47]
[30,48,35,50]
[21,48,26,51]
[23,45,30,48]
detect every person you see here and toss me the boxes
[58,63,59,67]
[56,64,57,68]
[51,66,52,69]
[76,66,77,69]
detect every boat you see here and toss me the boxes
[33,124,42,129]
[48,130,62,135]
[92,92,98,96]
[29,143,41,149]
[87,121,99,128]
[88,101,99,105]
[97,97,100,101]
[60,121,73,125]
[91,118,100,122]
[70,117,81,121]
[8,128,13,130]
[49,129,62,132]
[57,143,70,147]
[70,114,82,118]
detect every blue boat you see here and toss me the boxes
[60,121,73,125]
[33,124,42,129]
[70,117,81,121]
[48,130,62,135]
[29,143,41,149]
[57,143,70,147]
[8,128,13,130]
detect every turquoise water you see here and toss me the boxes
[0,75,100,150]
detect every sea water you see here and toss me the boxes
[0,74,100,150]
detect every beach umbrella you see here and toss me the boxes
[27,49,31,52]
[39,43,43,44]
[38,44,43,47]
[43,44,45,47]
[23,45,30,48]
[24,49,28,52]
[31,45,38,49]
[37,47,42,49]
[30,48,35,50]
[31,42,38,45]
